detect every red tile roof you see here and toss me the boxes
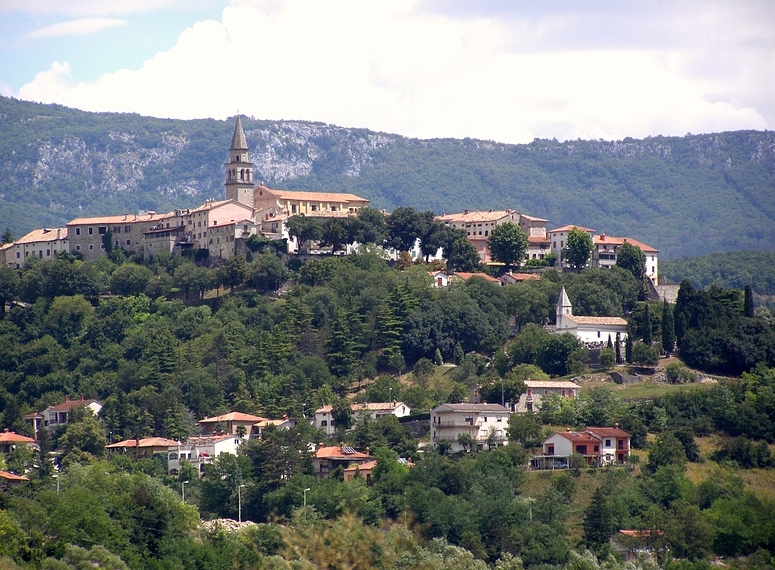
[314,446,371,460]
[106,437,181,449]
[594,234,658,253]
[0,431,36,444]
[0,471,29,482]
[453,272,501,283]
[46,399,100,412]
[257,186,369,204]
[585,427,631,438]
[548,225,595,233]
[198,412,268,424]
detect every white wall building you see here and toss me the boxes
[314,402,410,436]
[430,403,509,452]
[555,287,628,346]
[513,380,581,413]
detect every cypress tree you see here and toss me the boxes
[625,335,633,364]
[642,303,652,345]
[615,332,622,364]
[607,334,613,350]
[662,300,675,356]
[744,284,754,318]
[584,486,613,548]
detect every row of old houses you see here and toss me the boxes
[2,117,659,283]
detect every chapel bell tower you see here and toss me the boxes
[225,115,254,208]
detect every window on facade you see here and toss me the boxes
[292,205,297,213]
[100,244,105,249]
[75,245,81,251]
[75,228,81,236]
[88,227,93,235]
[126,240,131,246]
[618,440,624,449]
[311,205,317,211]
[562,390,566,397]
[576,445,587,454]
[527,402,533,411]
[89,244,94,250]
[321,420,327,426]
[547,445,554,455]
[15,252,19,258]
[114,227,121,233]
[98,226,107,235]
[605,439,612,447]
[594,445,599,452]
[46,249,50,256]
[49,413,57,424]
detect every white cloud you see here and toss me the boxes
[14,0,771,143]
[17,61,76,103]
[27,17,126,38]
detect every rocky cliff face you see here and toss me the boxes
[2,95,775,258]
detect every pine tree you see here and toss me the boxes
[583,486,613,549]
[327,308,357,378]
[642,303,652,345]
[744,284,754,318]
[615,332,622,364]
[1,227,13,244]
[662,300,675,356]
[625,335,633,364]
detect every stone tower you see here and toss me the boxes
[225,116,254,208]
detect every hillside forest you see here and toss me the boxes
[2,95,775,259]
[0,227,775,568]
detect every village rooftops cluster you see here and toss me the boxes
[3,117,659,283]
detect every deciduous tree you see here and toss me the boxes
[487,222,528,269]
[564,228,593,270]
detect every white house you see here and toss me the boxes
[513,380,581,413]
[7,228,68,268]
[548,225,595,260]
[555,287,628,347]
[430,403,509,452]
[23,396,102,438]
[167,434,245,476]
[314,402,410,436]
[592,234,659,283]
[534,425,631,469]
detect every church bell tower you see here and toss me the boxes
[225,116,254,208]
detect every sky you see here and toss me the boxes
[0,0,772,144]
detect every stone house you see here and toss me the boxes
[512,380,581,413]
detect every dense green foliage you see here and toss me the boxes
[1,245,775,568]
[662,250,775,295]
[3,97,775,259]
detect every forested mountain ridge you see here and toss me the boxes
[2,95,775,258]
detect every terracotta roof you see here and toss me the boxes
[343,460,378,472]
[553,431,599,444]
[525,380,580,389]
[0,431,36,444]
[503,272,540,281]
[0,471,29,482]
[185,434,238,445]
[258,186,369,204]
[594,234,658,253]
[453,272,501,283]
[198,412,268,424]
[187,200,241,214]
[519,214,549,223]
[527,236,550,243]
[68,213,171,225]
[619,530,663,538]
[566,315,628,326]
[548,225,595,233]
[45,399,100,413]
[585,427,631,438]
[254,417,292,428]
[315,405,333,414]
[106,437,180,449]
[14,228,67,244]
[437,210,517,223]
[314,445,371,460]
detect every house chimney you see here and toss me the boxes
[615,422,619,429]
[81,395,84,401]
[65,396,69,402]
[464,209,469,215]
[566,427,571,432]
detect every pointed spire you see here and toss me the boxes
[558,286,572,309]
[230,116,248,151]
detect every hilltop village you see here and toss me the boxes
[2,118,774,570]
[2,117,659,286]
